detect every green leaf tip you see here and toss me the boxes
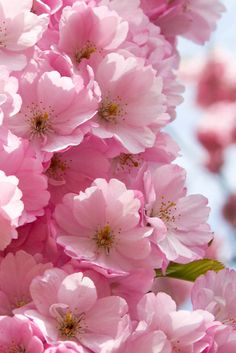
[155,259,225,282]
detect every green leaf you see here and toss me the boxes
[155,259,225,282]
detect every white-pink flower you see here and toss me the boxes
[27,269,130,352]
[145,164,213,263]
[207,326,236,353]
[45,135,109,205]
[0,250,51,315]
[108,131,180,191]
[118,8,183,119]
[91,52,168,153]
[8,67,99,152]
[0,0,49,70]
[0,65,21,125]
[192,269,236,329]
[126,291,215,353]
[0,131,50,224]
[58,1,128,67]
[141,0,225,45]
[5,212,62,265]
[0,315,44,353]
[0,170,23,250]
[197,102,236,154]
[54,178,152,276]
[152,276,192,307]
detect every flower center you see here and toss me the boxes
[94,225,115,254]
[58,311,84,339]
[119,153,140,168]
[12,294,31,310]
[148,196,181,227]
[14,299,28,308]
[172,339,182,353]
[8,345,26,353]
[98,96,126,124]
[222,317,236,330]
[30,112,51,137]
[157,198,177,224]
[75,41,97,63]
[112,153,143,176]
[0,20,7,48]
[98,102,120,123]
[46,155,68,182]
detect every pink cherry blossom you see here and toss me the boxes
[119,10,183,119]
[27,269,131,352]
[120,330,170,353]
[64,265,154,319]
[0,65,21,125]
[45,135,109,205]
[197,102,236,173]
[0,315,44,353]
[109,268,155,318]
[4,212,64,266]
[140,0,225,45]
[196,51,236,108]
[0,170,23,250]
[204,150,224,174]
[209,326,236,353]
[0,0,49,70]
[152,277,192,307]
[8,66,99,152]
[104,0,174,71]
[108,132,180,190]
[197,103,236,153]
[54,178,153,276]
[144,164,212,263]
[79,266,155,319]
[58,1,128,67]
[0,250,51,315]
[39,45,75,77]
[0,131,50,224]
[91,52,168,153]
[0,0,227,350]
[121,291,215,353]
[192,269,236,329]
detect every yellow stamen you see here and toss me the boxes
[222,317,236,330]
[158,200,177,223]
[46,155,68,181]
[0,20,7,48]
[119,153,140,168]
[8,345,26,353]
[94,225,114,254]
[98,101,121,123]
[58,311,84,339]
[75,42,97,64]
[30,112,50,136]
[14,299,28,308]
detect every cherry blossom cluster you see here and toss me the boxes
[190,50,236,229]
[0,0,233,352]
[195,51,236,173]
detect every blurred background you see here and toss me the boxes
[166,0,236,267]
